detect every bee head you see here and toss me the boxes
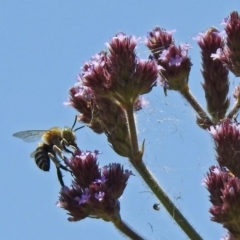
[61,128,76,146]
[61,116,84,147]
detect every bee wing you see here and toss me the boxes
[13,130,47,142]
[30,150,36,158]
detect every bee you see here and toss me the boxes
[13,116,84,186]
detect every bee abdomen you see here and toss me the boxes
[34,144,51,171]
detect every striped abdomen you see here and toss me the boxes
[34,143,52,171]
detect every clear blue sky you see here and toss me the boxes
[1,1,239,239]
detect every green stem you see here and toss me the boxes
[125,104,140,157]
[111,213,144,240]
[124,103,203,240]
[132,160,203,240]
[227,99,240,119]
[180,85,213,126]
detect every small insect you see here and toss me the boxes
[13,116,84,186]
[153,203,160,211]
[223,167,235,178]
[227,170,235,178]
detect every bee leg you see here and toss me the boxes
[51,146,73,176]
[55,142,75,178]
[48,152,71,186]
[56,167,64,187]
[61,138,69,147]
[48,152,72,173]
[59,163,72,173]
[52,145,72,170]
[52,145,66,161]
[48,152,62,168]
[64,144,76,156]
[48,152,65,186]
[60,139,76,156]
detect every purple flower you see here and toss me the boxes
[194,27,229,122]
[95,191,105,201]
[220,16,230,26]
[81,33,159,107]
[58,150,133,222]
[210,48,222,60]
[124,169,134,177]
[179,43,191,56]
[79,191,91,204]
[159,50,168,61]
[145,27,175,59]
[205,165,240,237]
[210,12,240,77]
[168,55,183,66]
[145,27,189,95]
[93,176,107,184]
[209,119,240,177]
[154,44,192,93]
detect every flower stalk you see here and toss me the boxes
[124,104,139,160]
[124,98,203,240]
[112,214,144,240]
[132,159,203,240]
[180,86,213,129]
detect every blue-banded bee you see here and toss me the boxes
[13,116,84,186]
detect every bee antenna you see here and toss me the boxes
[71,115,78,130]
[74,126,85,132]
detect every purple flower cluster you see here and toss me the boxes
[205,118,240,237]
[211,12,240,77]
[209,119,240,176]
[65,33,160,157]
[79,33,159,108]
[145,27,192,94]
[57,150,133,222]
[194,27,229,122]
[204,166,240,238]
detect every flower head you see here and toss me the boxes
[220,17,230,26]
[204,166,240,238]
[145,27,191,94]
[157,44,192,93]
[66,82,104,134]
[224,11,240,76]
[81,33,159,108]
[57,150,133,222]
[67,74,146,157]
[145,27,175,59]
[211,12,240,77]
[209,119,240,177]
[195,27,229,121]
